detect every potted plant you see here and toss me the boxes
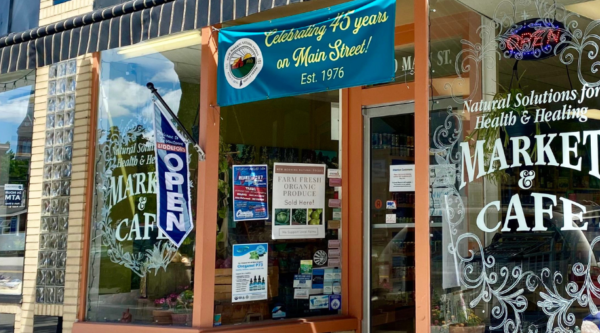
[152,293,177,325]
[431,305,450,333]
[431,291,451,333]
[449,308,484,333]
[171,289,194,326]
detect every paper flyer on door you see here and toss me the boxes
[232,165,269,221]
[389,165,415,192]
[232,243,268,303]
[272,163,326,239]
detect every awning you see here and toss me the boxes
[0,0,300,74]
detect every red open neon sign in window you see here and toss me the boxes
[503,19,567,60]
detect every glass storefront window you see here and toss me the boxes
[390,0,416,85]
[0,70,34,300]
[214,91,341,325]
[367,0,416,88]
[0,313,15,331]
[86,32,201,326]
[429,1,600,332]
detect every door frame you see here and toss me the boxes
[343,1,430,331]
[362,101,416,333]
[344,80,430,333]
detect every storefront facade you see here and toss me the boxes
[2,0,600,332]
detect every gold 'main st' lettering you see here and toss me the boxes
[293,46,328,67]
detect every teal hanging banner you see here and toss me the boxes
[217,0,396,106]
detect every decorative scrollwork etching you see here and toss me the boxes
[533,269,577,333]
[91,111,177,278]
[441,191,465,235]
[431,107,465,235]
[432,107,463,167]
[447,231,537,332]
[430,3,600,326]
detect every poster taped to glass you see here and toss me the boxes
[232,165,268,222]
[272,163,326,239]
[232,243,268,303]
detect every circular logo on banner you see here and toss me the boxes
[224,38,263,89]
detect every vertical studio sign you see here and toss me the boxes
[153,103,194,247]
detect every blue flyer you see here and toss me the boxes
[232,165,269,222]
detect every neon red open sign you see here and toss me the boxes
[503,19,567,60]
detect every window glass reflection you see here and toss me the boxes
[214,92,341,325]
[430,1,600,332]
[87,35,201,326]
[0,71,34,298]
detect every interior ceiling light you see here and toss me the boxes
[117,31,202,58]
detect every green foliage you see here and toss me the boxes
[215,137,231,259]
[292,209,307,224]
[174,289,194,311]
[465,71,541,185]
[456,308,483,327]
[0,149,30,185]
[217,136,231,220]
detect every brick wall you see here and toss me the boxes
[39,0,93,26]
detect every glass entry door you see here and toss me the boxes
[364,103,416,333]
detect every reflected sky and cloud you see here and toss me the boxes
[0,85,34,151]
[97,49,183,142]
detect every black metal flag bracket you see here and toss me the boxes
[147,82,206,161]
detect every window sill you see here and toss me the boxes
[199,315,358,333]
[73,315,358,333]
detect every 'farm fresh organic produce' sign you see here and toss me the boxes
[272,163,326,239]
[217,0,395,106]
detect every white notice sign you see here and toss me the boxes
[272,163,326,239]
[389,165,415,192]
[386,214,397,224]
